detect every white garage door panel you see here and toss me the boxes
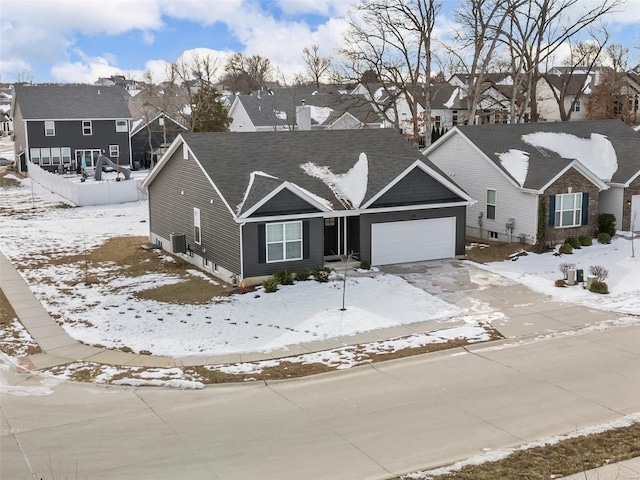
[632,195,640,231]
[371,217,456,265]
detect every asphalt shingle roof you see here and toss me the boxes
[14,84,131,120]
[457,120,640,186]
[180,129,457,215]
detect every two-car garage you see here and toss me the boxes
[370,217,457,266]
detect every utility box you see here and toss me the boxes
[170,233,186,254]
[567,268,575,286]
[586,275,597,290]
[576,269,584,283]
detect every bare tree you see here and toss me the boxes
[543,31,608,121]
[303,44,333,88]
[13,67,34,84]
[340,0,440,146]
[502,0,623,122]
[222,53,272,93]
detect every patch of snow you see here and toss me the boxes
[236,171,280,213]
[443,88,459,108]
[310,106,333,124]
[497,149,529,186]
[301,152,368,208]
[274,110,287,120]
[521,132,618,181]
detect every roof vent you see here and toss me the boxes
[97,89,101,95]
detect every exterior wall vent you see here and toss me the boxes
[170,233,186,254]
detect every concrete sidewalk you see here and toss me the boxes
[558,457,640,479]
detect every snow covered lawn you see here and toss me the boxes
[477,236,640,315]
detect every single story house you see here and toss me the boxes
[143,129,473,285]
[424,119,640,245]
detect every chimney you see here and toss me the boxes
[296,104,311,131]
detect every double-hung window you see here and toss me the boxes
[82,121,92,135]
[193,208,201,244]
[109,145,119,157]
[44,121,55,136]
[115,120,128,132]
[30,148,41,164]
[266,221,302,262]
[40,148,51,165]
[61,147,71,165]
[486,189,496,220]
[554,193,583,227]
[51,147,61,165]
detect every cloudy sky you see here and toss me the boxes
[1,0,639,85]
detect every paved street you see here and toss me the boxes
[2,323,639,479]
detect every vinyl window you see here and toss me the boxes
[40,148,51,165]
[266,221,302,262]
[194,207,201,244]
[555,193,583,227]
[61,147,71,165]
[51,147,61,165]
[109,145,119,157]
[44,121,55,136]
[82,120,92,135]
[115,120,128,132]
[30,148,40,164]
[486,189,496,220]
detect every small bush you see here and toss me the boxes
[558,242,573,254]
[566,237,581,249]
[597,232,611,244]
[360,260,371,270]
[578,235,593,246]
[262,277,279,293]
[294,268,312,281]
[589,281,609,294]
[597,213,616,237]
[273,270,294,285]
[589,265,609,282]
[555,279,566,287]
[313,267,332,283]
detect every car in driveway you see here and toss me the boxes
[0,157,13,167]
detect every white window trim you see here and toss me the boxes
[555,193,583,228]
[40,148,51,165]
[82,120,92,136]
[30,148,40,164]
[44,121,55,136]
[266,221,303,263]
[61,147,71,164]
[194,207,201,245]
[51,147,61,165]
[115,120,128,132]
[486,189,497,220]
[109,145,119,157]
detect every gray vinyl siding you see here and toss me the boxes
[241,218,324,278]
[26,119,130,166]
[371,167,463,207]
[427,133,539,242]
[148,148,241,275]
[358,206,466,262]
[599,185,624,227]
[251,189,321,216]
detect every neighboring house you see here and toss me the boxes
[12,84,132,173]
[130,112,188,169]
[425,119,640,244]
[0,87,13,134]
[537,73,594,122]
[430,83,468,130]
[228,94,384,132]
[142,129,473,285]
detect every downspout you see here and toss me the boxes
[238,221,245,285]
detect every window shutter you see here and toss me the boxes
[581,192,589,225]
[303,221,310,259]
[548,195,556,227]
[258,224,265,263]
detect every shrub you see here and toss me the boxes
[558,262,575,279]
[273,270,294,285]
[597,232,611,244]
[589,281,609,294]
[360,260,371,270]
[555,279,566,287]
[313,266,332,283]
[262,277,279,293]
[597,213,616,237]
[578,235,593,246]
[294,268,312,281]
[589,265,609,282]
[566,237,581,249]
[558,242,573,254]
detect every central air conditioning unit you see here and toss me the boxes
[170,233,186,254]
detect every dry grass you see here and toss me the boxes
[0,289,42,356]
[0,168,21,188]
[465,237,534,263]
[395,422,640,480]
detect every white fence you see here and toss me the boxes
[27,162,145,206]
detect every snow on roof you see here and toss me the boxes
[237,171,278,213]
[582,76,592,95]
[310,105,333,125]
[521,132,618,181]
[289,182,333,210]
[274,110,287,120]
[443,88,458,109]
[301,152,368,209]
[497,149,529,186]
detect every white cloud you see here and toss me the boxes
[141,30,156,46]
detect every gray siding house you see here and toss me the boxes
[425,119,640,245]
[12,84,132,173]
[143,129,473,285]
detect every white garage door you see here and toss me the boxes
[371,217,456,265]
[632,195,640,232]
